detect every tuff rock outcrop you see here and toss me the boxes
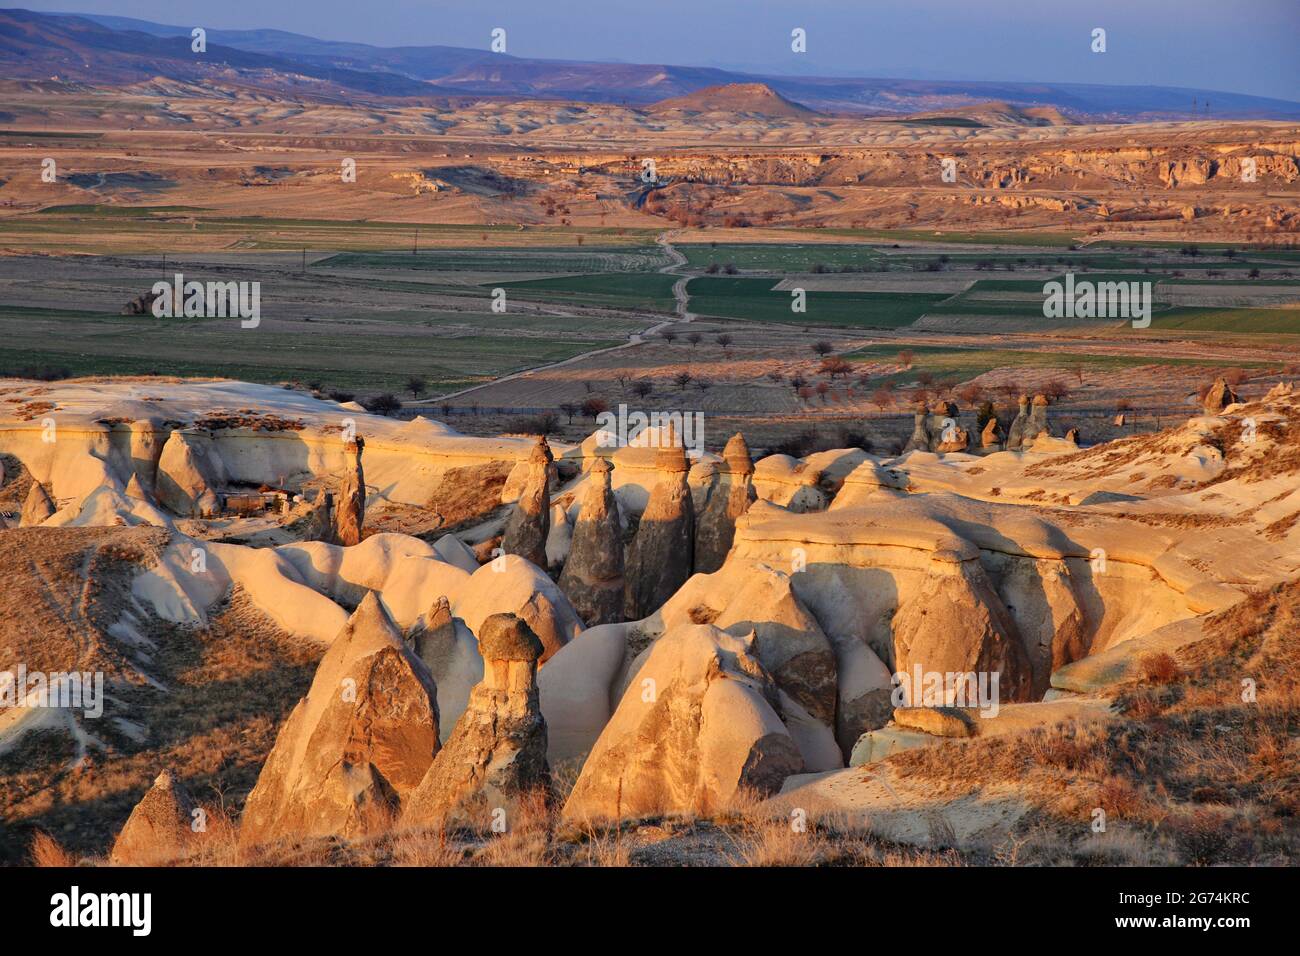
[333,437,366,546]
[20,481,56,526]
[403,613,550,828]
[155,429,224,517]
[562,623,803,821]
[110,770,202,865]
[558,457,625,626]
[980,417,1003,450]
[1202,377,1241,414]
[240,593,440,846]
[694,432,756,573]
[501,436,553,569]
[1005,395,1031,450]
[406,595,483,740]
[891,549,1032,704]
[624,430,694,619]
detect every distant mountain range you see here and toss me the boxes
[5,8,1300,120]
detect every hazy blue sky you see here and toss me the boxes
[32,0,1300,99]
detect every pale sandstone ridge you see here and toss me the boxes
[501,436,553,569]
[562,623,803,822]
[558,457,625,625]
[110,770,201,865]
[624,427,695,618]
[403,613,550,828]
[694,432,756,573]
[240,593,440,846]
[332,437,366,546]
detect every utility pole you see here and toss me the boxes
[413,227,419,255]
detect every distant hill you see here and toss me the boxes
[649,83,819,118]
[0,9,437,97]
[889,101,1077,128]
[9,9,1300,120]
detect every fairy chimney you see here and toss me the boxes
[501,436,553,569]
[558,457,625,625]
[624,425,695,619]
[695,432,756,573]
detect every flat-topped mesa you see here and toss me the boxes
[333,436,366,546]
[402,613,550,828]
[1203,377,1241,415]
[624,424,695,619]
[501,435,553,569]
[695,432,757,573]
[558,457,625,625]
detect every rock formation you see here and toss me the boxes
[624,428,694,619]
[332,437,366,546]
[155,429,222,517]
[500,436,553,569]
[403,596,483,742]
[891,549,1032,704]
[403,613,550,828]
[110,770,201,865]
[562,624,803,822]
[1203,377,1241,414]
[707,565,841,769]
[123,472,151,502]
[1025,394,1052,444]
[980,417,1003,450]
[902,407,931,453]
[19,481,56,526]
[240,593,440,846]
[694,432,756,573]
[558,457,625,625]
[1005,395,1030,450]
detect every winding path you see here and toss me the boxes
[431,232,692,403]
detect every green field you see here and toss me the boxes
[0,305,622,394]
[677,243,886,272]
[844,344,1267,383]
[319,246,670,273]
[1147,307,1300,333]
[688,277,949,328]
[494,272,680,311]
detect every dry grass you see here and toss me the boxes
[29,831,77,867]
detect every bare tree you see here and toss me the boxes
[674,372,694,390]
[812,340,834,357]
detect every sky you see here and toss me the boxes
[31,0,1300,100]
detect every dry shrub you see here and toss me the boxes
[1140,652,1180,684]
[30,831,76,868]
